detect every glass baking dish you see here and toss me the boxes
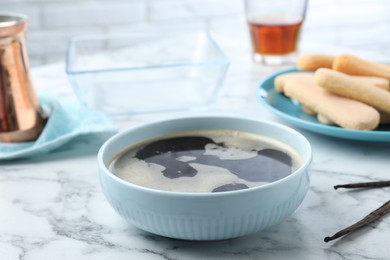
[66,30,230,116]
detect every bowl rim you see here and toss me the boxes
[65,29,230,74]
[97,115,312,198]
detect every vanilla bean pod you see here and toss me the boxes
[334,181,390,190]
[324,200,390,242]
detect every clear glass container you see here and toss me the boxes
[66,30,230,116]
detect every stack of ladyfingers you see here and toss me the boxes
[275,54,390,130]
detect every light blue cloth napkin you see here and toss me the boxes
[0,95,117,160]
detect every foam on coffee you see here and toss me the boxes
[109,130,303,193]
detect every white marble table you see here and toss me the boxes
[1,29,390,260]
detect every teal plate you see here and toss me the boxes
[257,68,390,142]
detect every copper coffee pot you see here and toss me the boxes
[0,13,46,142]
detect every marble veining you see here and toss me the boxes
[1,27,390,260]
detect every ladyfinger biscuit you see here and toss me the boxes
[317,114,334,125]
[275,72,389,93]
[274,72,313,93]
[297,54,334,71]
[301,105,316,115]
[283,77,380,130]
[333,54,390,81]
[315,68,390,114]
[354,76,389,90]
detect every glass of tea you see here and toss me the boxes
[244,0,308,65]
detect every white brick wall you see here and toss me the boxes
[1,0,390,66]
[42,2,146,28]
[302,0,390,56]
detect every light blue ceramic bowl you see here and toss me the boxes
[97,116,312,240]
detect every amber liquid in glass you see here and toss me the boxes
[248,18,303,56]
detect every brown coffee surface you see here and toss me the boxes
[109,130,302,193]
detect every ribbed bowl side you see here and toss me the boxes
[105,187,307,241]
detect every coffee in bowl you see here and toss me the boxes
[109,129,303,193]
[98,116,312,240]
